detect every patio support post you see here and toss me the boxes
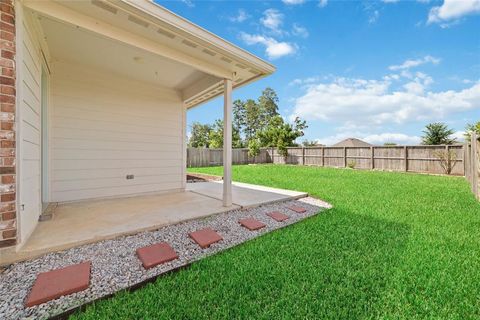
[223,78,233,207]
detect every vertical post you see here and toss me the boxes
[321,147,325,166]
[370,146,375,170]
[223,79,232,207]
[445,145,450,175]
[302,147,305,166]
[472,132,479,199]
[344,147,347,167]
[404,146,408,172]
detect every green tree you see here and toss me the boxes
[207,119,242,149]
[421,122,457,145]
[188,122,211,148]
[384,142,397,146]
[464,121,480,142]
[302,139,318,147]
[255,116,308,157]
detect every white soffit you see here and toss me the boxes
[25,0,275,108]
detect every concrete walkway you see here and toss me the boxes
[1,182,307,265]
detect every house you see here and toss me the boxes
[331,138,372,148]
[0,0,277,260]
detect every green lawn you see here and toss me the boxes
[73,165,480,319]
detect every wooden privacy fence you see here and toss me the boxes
[187,145,465,176]
[464,132,479,199]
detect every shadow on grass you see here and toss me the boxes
[72,209,411,319]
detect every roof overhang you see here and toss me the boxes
[22,0,275,109]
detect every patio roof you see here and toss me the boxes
[23,0,275,108]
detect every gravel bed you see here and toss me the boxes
[0,197,330,320]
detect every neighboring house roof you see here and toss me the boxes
[331,138,372,147]
[24,0,275,109]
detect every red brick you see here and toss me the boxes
[266,211,289,222]
[2,228,15,238]
[0,4,14,16]
[0,94,14,103]
[1,121,14,130]
[0,166,15,174]
[136,242,178,269]
[1,49,13,59]
[288,206,307,213]
[0,238,15,247]
[189,228,222,248]
[1,175,14,184]
[239,218,266,231]
[1,67,14,77]
[0,85,14,95]
[0,140,14,148]
[1,103,14,112]
[1,13,14,25]
[0,22,14,34]
[0,76,14,86]
[1,210,15,220]
[0,202,14,212]
[25,262,91,307]
[1,193,14,202]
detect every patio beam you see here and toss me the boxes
[23,0,232,80]
[223,79,232,207]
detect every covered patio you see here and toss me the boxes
[2,0,276,260]
[1,181,306,265]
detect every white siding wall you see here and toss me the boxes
[50,62,185,202]
[17,7,42,243]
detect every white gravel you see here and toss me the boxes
[0,197,330,320]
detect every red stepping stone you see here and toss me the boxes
[136,242,178,269]
[267,211,289,222]
[25,262,91,307]
[189,228,223,248]
[288,205,307,213]
[239,218,266,231]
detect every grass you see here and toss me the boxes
[72,165,480,319]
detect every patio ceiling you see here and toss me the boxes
[24,0,275,108]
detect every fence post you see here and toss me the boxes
[472,132,479,199]
[344,147,347,167]
[404,146,408,172]
[302,147,305,166]
[370,146,375,170]
[321,147,324,167]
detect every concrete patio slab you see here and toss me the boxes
[1,181,307,266]
[187,181,307,208]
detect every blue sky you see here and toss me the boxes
[158,0,480,145]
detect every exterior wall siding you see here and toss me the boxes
[51,61,184,202]
[0,0,17,248]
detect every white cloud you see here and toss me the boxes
[428,0,480,24]
[290,76,480,128]
[229,9,249,23]
[261,9,284,30]
[292,23,309,38]
[318,0,328,8]
[239,33,297,59]
[289,77,320,86]
[452,130,466,142]
[388,55,441,70]
[314,132,421,146]
[283,0,306,4]
[369,10,380,24]
[180,0,194,8]
[363,133,421,145]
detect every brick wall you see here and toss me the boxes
[0,0,16,248]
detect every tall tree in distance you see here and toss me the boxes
[188,122,211,148]
[421,122,457,145]
[464,121,480,142]
[208,119,242,149]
